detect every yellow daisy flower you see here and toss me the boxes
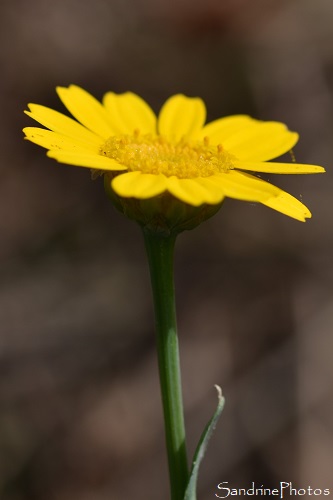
[23,85,324,225]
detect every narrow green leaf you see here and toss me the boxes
[184,385,225,500]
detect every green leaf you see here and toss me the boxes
[184,385,225,500]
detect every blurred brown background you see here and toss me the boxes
[1,0,333,498]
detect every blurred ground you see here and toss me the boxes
[0,0,333,498]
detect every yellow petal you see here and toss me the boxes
[166,177,225,206]
[112,172,167,198]
[158,94,206,141]
[232,130,299,161]
[214,171,280,201]
[103,92,157,134]
[192,177,226,204]
[56,85,115,139]
[236,161,325,174]
[25,105,102,147]
[47,150,127,171]
[223,122,298,161]
[23,127,98,153]
[262,191,312,222]
[197,115,257,143]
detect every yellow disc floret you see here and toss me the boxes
[100,132,235,179]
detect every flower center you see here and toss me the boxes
[100,132,235,178]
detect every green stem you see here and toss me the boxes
[143,229,189,500]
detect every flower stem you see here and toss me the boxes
[143,229,189,500]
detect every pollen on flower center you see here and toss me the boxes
[100,133,235,178]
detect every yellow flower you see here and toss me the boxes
[24,85,324,225]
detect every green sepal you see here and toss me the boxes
[104,173,223,236]
[183,385,225,500]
